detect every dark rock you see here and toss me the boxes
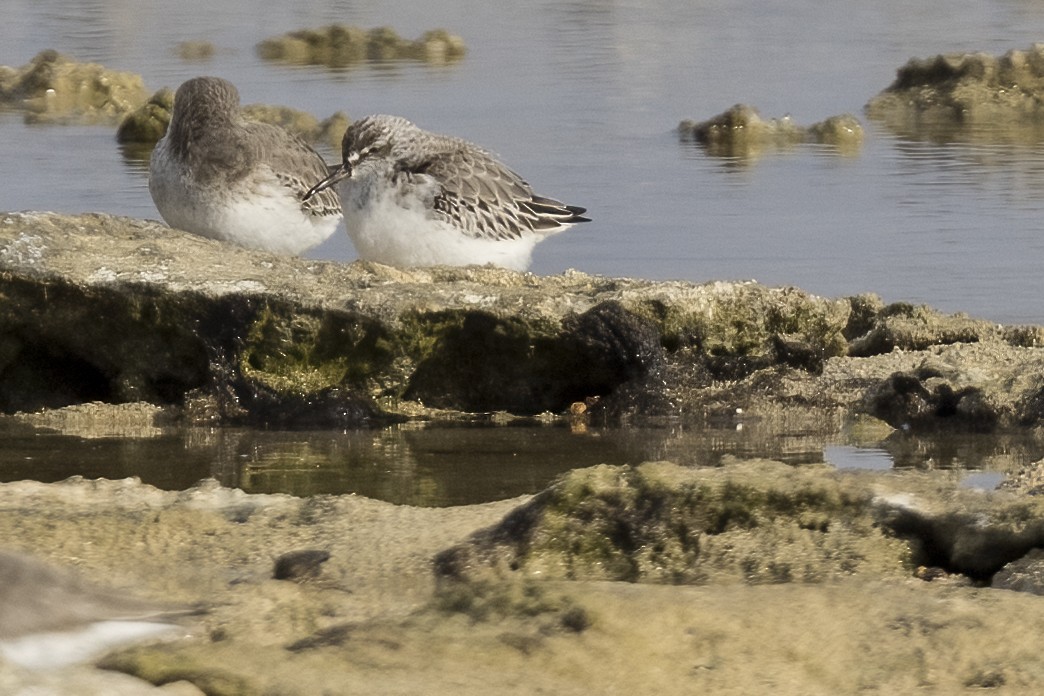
[866,368,1001,433]
[874,491,1044,581]
[404,300,664,416]
[992,548,1044,594]
[116,88,174,146]
[273,549,331,581]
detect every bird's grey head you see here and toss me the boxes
[171,76,241,127]
[302,115,419,202]
[341,115,419,168]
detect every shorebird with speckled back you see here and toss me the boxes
[303,115,589,270]
[149,76,342,255]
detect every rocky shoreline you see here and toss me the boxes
[1,212,1044,693]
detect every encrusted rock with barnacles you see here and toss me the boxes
[2,211,1044,437]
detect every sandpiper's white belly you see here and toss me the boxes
[149,148,340,255]
[338,173,555,271]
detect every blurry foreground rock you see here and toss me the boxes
[437,458,1044,586]
[2,211,1044,435]
[257,25,466,69]
[679,104,864,159]
[2,461,1044,693]
[867,43,1044,141]
[0,50,149,125]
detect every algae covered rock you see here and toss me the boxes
[437,458,1044,588]
[679,104,863,160]
[436,459,912,585]
[257,25,466,69]
[866,43,1044,140]
[115,87,175,145]
[0,50,148,125]
[3,212,1043,433]
[0,213,856,427]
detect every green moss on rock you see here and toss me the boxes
[630,282,850,377]
[437,459,912,585]
[115,87,174,144]
[240,303,393,396]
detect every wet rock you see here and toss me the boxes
[864,370,991,434]
[435,459,913,585]
[4,212,1044,434]
[5,465,1044,692]
[256,25,466,69]
[0,50,148,125]
[115,88,175,145]
[806,114,865,148]
[999,458,1044,496]
[678,104,864,160]
[439,459,1044,588]
[0,212,854,426]
[403,300,665,414]
[867,43,1044,140]
[860,343,1044,432]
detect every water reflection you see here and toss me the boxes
[1,419,1040,506]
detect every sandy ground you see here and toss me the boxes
[1,474,1043,695]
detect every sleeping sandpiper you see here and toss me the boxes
[303,114,589,270]
[149,76,342,255]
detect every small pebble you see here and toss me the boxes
[273,549,331,581]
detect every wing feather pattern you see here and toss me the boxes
[405,134,587,241]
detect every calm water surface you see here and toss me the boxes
[0,419,1035,505]
[3,0,1044,321]
[2,1,1043,498]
